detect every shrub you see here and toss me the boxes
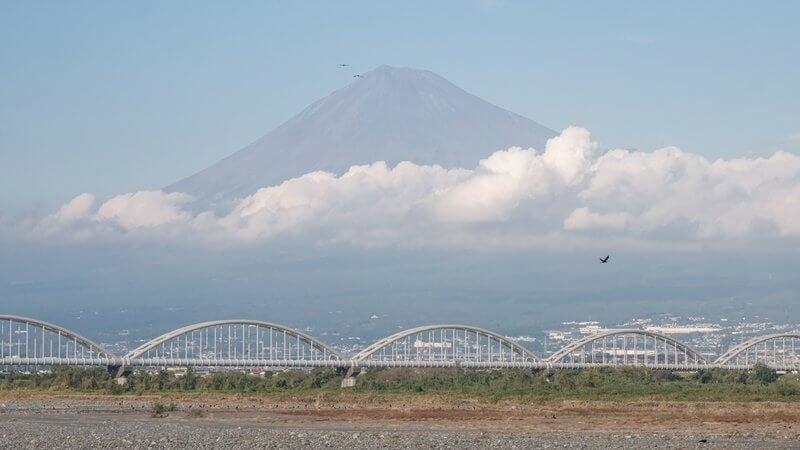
[151,402,177,417]
[750,364,778,384]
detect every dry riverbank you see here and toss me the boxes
[1,394,799,448]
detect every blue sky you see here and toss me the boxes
[1,1,800,337]
[1,1,799,212]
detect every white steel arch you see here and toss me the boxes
[124,319,343,361]
[0,314,114,359]
[715,333,800,366]
[352,324,539,365]
[5,312,800,372]
[547,329,710,366]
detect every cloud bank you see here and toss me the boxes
[24,127,800,249]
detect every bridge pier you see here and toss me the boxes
[108,364,131,382]
[340,366,361,388]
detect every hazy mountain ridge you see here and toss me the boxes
[167,65,556,202]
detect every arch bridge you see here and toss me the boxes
[351,324,540,368]
[121,320,345,368]
[714,333,800,370]
[547,329,709,369]
[0,315,118,367]
[3,314,800,372]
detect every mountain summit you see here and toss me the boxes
[167,65,556,201]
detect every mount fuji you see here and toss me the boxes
[167,65,556,202]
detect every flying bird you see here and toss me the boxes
[353,74,362,78]
[599,255,610,263]
[338,63,349,67]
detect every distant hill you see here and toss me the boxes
[167,65,556,202]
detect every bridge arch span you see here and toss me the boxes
[125,320,343,363]
[547,329,709,367]
[0,314,115,359]
[715,333,800,367]
[352,324,539,366]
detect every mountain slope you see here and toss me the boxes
[167,65,556,201]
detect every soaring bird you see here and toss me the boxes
[353,74,362,78]
[338,63,349,67]
[599,255,610,263]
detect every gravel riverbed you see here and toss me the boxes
[1,398,798,449]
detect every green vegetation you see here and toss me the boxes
[1,364,799,401]
[353,364,800,401]
[0,366,342,395]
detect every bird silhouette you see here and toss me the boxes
[600,255,610,263]
[353,74,362,78]
[338,63,349,67]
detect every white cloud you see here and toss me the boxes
[53,193,96,223]
[94,191,192,229]
[27,127,800,249]
[33,190,193,242]
[564,207,630,231]
[434,147,549,223]
[542,126,596,185]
